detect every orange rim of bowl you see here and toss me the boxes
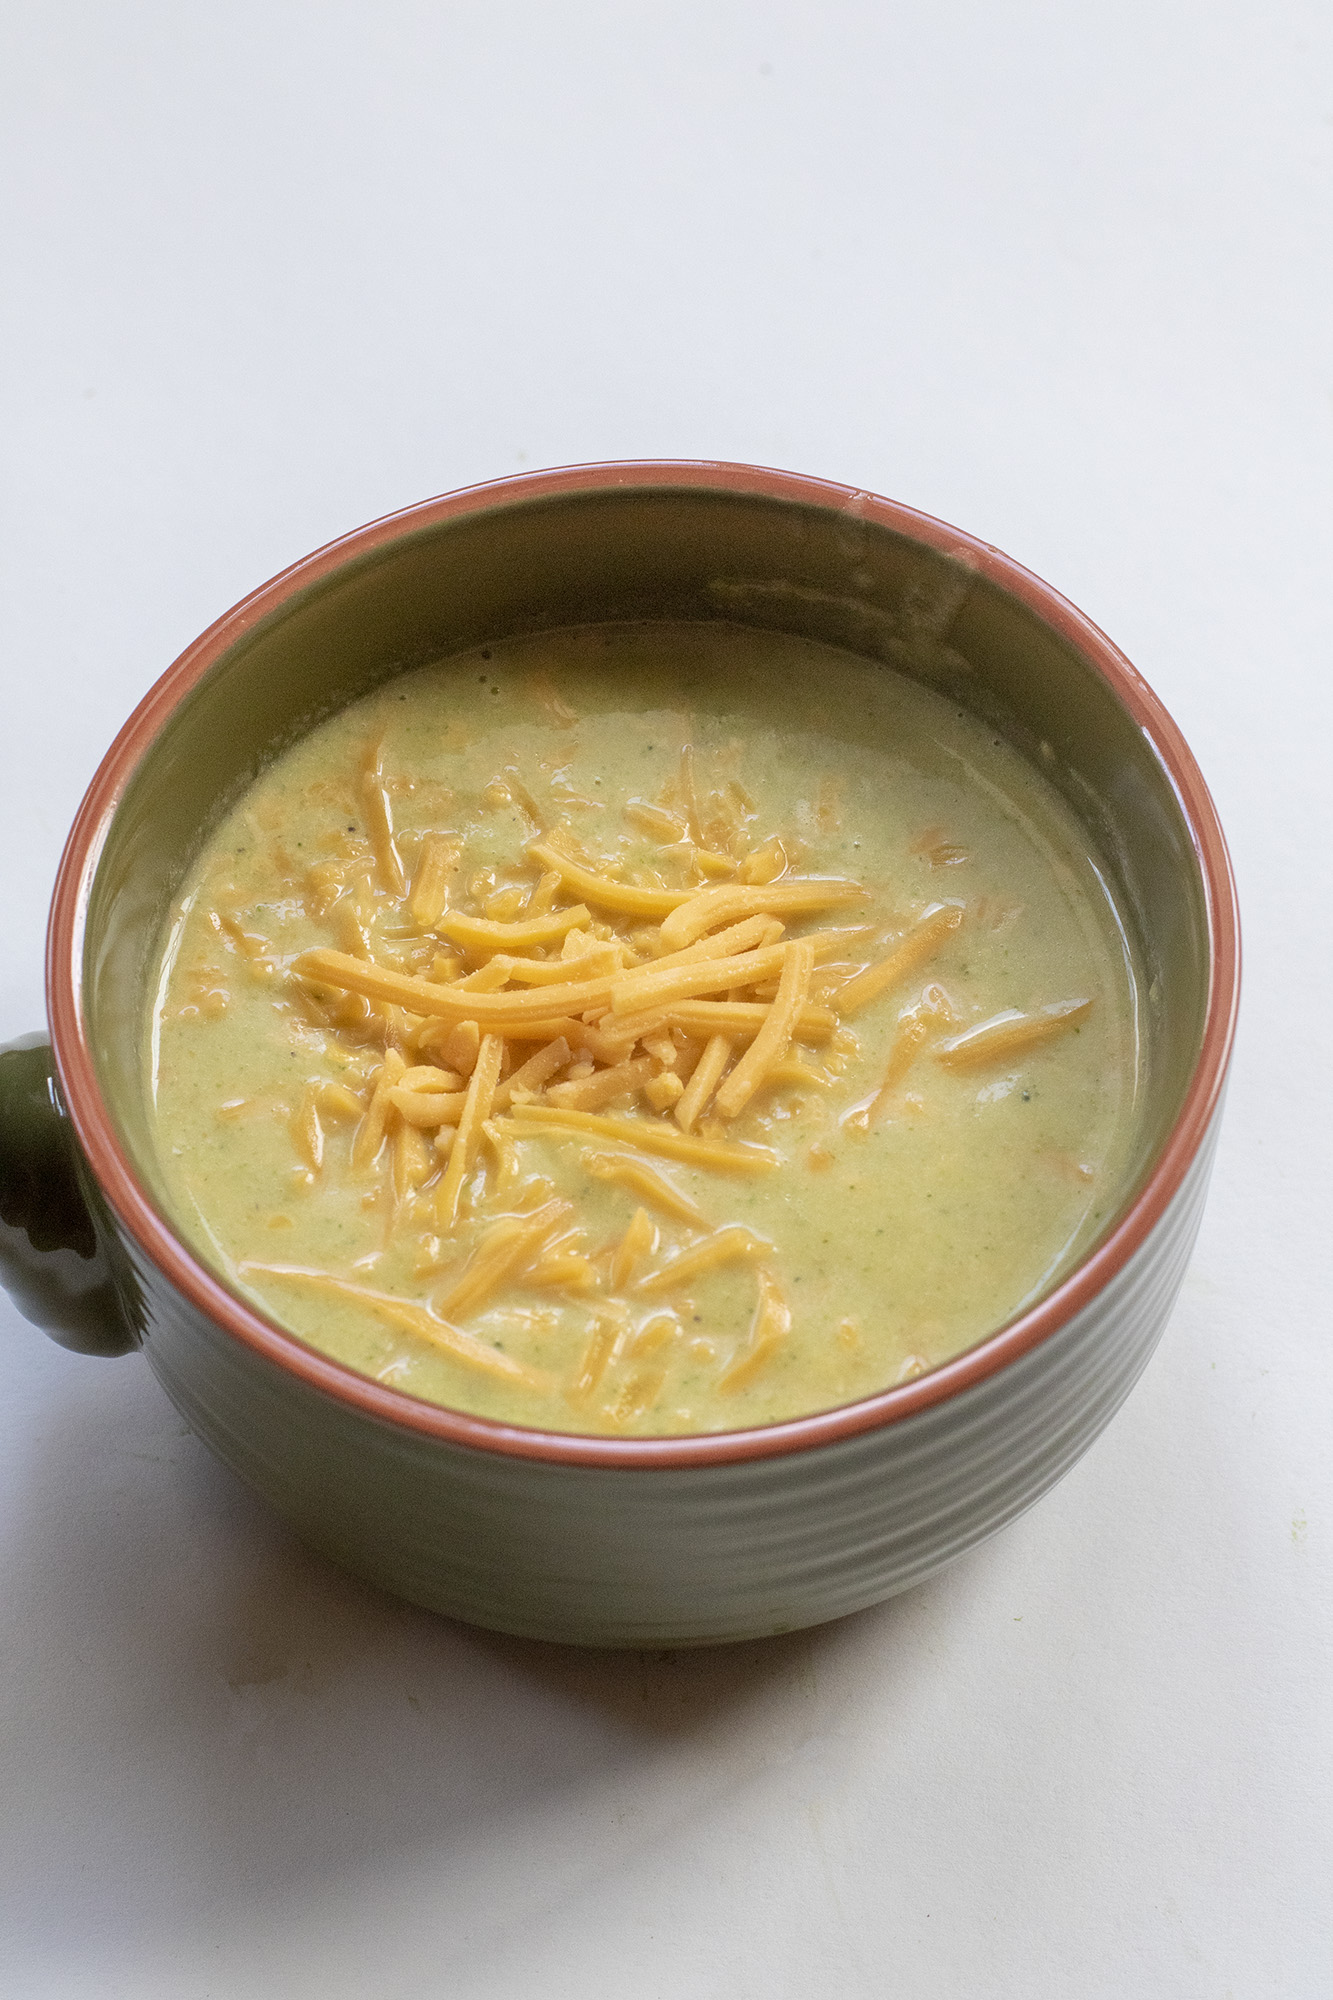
[46,461,1241,1469]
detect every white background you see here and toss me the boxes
[2,5,1330,1994]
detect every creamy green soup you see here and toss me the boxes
[148,622,1141,1434]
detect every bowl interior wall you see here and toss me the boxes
[84,486,1209,1245]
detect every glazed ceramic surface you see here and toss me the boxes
[3,464,1239,1646]
[133,1109,1221,1646]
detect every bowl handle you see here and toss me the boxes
[0,1036,137,1356]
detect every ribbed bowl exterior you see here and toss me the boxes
[43,468,1239,1650]
[125,1110,1221,1648]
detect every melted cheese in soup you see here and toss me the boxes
[148,622,1141,1435]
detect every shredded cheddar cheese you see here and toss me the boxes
[935,999,1092,1069]
[656,879,869,952]
[674,1032,732,1134]
[157,635,1126,1441]
[713,939,814,1119]
[434,1200,572,1317]
[408,835,458,927]
[636,1224,766,1295]
[242,1262,552,1390]
[436,1033,503,1225]
[435,904,592,952]
[719,1267,791,1392]
[360,740,407,899]
[581,1151,709,1228]
[500,1104,779,1173]
[610,1207,659,1291]
[525,840,695,919]
[833,903,964,1016]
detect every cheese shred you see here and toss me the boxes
[223,717,1099,1429]
[436,1033,503,1225]
[833,903,964,1016]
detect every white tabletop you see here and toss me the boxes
[2,5,1330,1994]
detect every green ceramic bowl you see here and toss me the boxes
[0,462,1239,1646]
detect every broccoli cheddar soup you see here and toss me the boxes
[148,623,1142,1435]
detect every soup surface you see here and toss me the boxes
[148,623,1141,1434]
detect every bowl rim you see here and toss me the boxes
[46,458,1241,1469]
